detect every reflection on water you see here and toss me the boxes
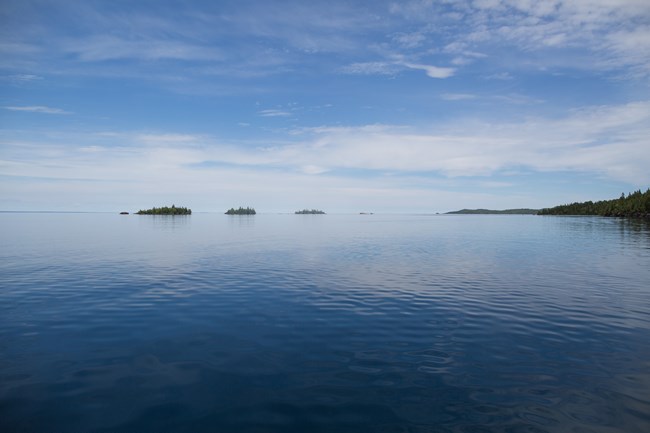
[137,214,192,231]
[226,214,256,229]
[1,213,649,432]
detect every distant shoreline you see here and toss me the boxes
[446,209,539,215]
[3,187,648,219]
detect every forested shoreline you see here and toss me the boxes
[295,209,326,214]
[136,205,191,215]
[225,207,256,215]
[538,189,650,217]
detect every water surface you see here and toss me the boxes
[1,213,649,432]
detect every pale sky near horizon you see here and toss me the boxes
[1,0,649,213]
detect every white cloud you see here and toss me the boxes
[258,109,291,117]
[3,105,71,114]
[603,26,650,74]
[441,93,477,101]
[342,59,456,79]
[403,63,456,78]
[272,101,650,182]
[493,94,544,105]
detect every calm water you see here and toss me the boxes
[1,213,649,432]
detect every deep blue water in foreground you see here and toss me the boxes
[1,213,649,432]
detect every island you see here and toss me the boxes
[225,207,256,215]
[136,205,191,215]
[295,209,325,214]
[447,208,539,215]
[538,189,650,218]
[119,211,129,215]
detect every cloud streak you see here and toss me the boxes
[258,109,292,117]
[402,63,456,79]
[3,105,71,114]
[342,60,455,79]
[62,36,222,62]
[440,93,477,101]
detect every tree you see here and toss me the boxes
[538,189,650,218]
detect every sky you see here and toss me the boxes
[1,0,649,213]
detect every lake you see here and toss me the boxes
[1,213,649,432]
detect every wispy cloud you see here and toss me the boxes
[4,0,648,85]
[3,74,44,83]
[441,93,477,101]
[136,133,204,144]
[390,0,650,76]
[342,60,455,79]
[213,2,385,54]
[403,63,456,79]
[258,109,291,117]
[391,31,427,48]
[62,36,222,62]
[3,105,71,114]
[485,72,513,80]
[340,62,397,75]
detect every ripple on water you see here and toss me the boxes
[1,214,650,432]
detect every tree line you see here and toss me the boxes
[538,189,650,217]
[295,209,326,214]
[225,207,256,215]
[136,205,192,215]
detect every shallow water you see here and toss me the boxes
[1,213,649,432]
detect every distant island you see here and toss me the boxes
[295,209,325,214]
[136,205,191,215]
[539,189,650,218]
[447,208,539,215]
[225,207,256,215]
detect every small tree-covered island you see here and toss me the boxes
[136,205,191,215]
[225,207,256,215]
[295,209,326,214]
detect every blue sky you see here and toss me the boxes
[1,0,649,212]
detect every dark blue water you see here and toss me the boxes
[1,213,649,432]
